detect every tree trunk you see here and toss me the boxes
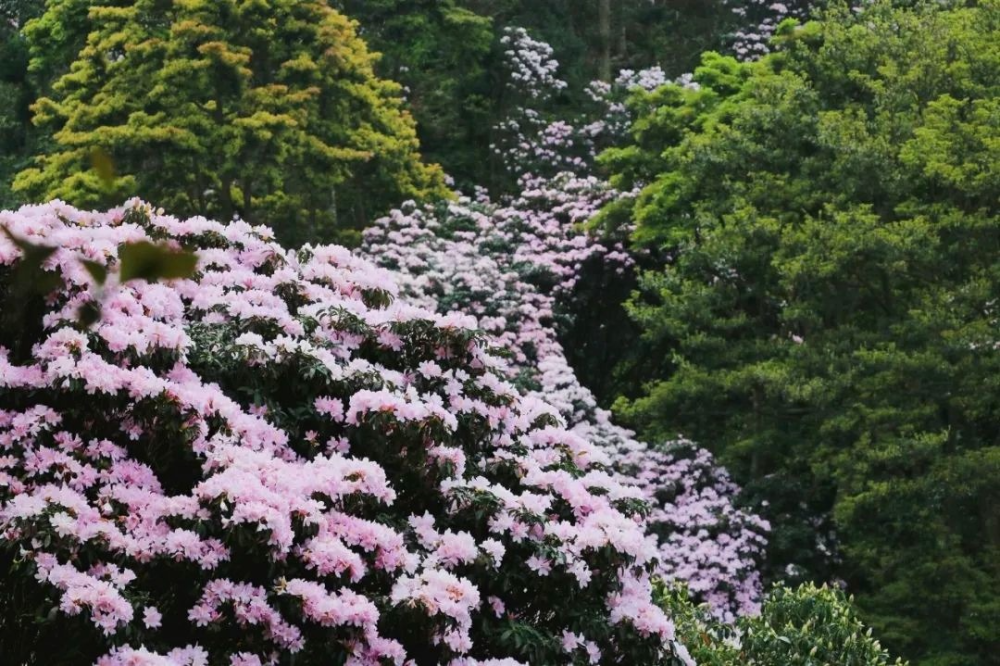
[751,385,763,478]
[598,0,612,81]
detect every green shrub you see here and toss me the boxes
[660,582,907,666]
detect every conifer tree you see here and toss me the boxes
[15,0,447,244]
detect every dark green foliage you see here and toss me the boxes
[465,0,733,81]
[557,253,646,407]
[600,2,1000,663]
[0,226,59,359]
[0,0,44,210]
[332,0,496,193]
[335,0,779,194]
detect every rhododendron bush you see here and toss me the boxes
[491,28,670,184]
[361,186,769,622]
[0,201,690,665]
[362,31,769,621]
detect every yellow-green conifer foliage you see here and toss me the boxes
[15,0,447,244]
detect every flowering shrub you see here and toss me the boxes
[726,0,807,58]
[363,27,769,621]
[361,179,769,620]
[491,29,677,183]
[0,200,689,665]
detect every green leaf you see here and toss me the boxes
[80,259,108,286]
[89,147,115,186]
[2,227,61,294]
[76,301,102,328]
[118,241,197,283]
[3,227,57,269]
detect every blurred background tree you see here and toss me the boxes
[2,0,819,204]
[333,0,806,194]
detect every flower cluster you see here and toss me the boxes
[727,0,807,57]
[725,0,867,59]
[361,180,769,619]
[491,29,595,180]
[499,27,567,100]
[0,200,686,664]
[491,28,683,183]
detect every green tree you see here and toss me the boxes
[659,581,907,666]
[15,0,447,245]
[463,0,734,86]
[599,2,1000,663]
[0,0,44,209]
[333,0,495,192]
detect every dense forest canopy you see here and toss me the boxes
[333,0,817,193]
[0,1,997,665]
[598,5,1000,660]
[1,0,813,206]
